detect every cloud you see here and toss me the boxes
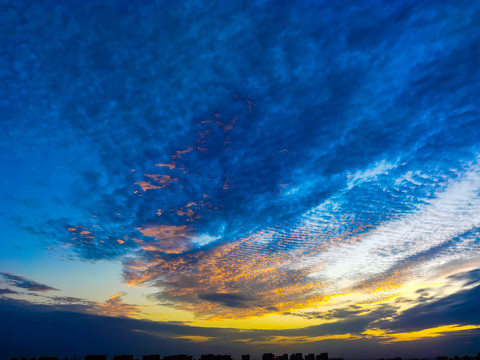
[0,300,213,359]
[3,1,480,350]
[121,163,480,319]
[241,333,360,346]
[135,225,193,254]
[0,273,58,292]
[447,268,480,287]
[0,284,141,319]
[3,298,480,360]
[363,325,480,343]
[378,284,480,333]
[95,293,142,318]
[0,288,18,295]
[198,293,253,308]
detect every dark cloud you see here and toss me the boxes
[448,268,480,287]
[289,306,364,321]
[0,288,18,295]
[0,290,143,318]
[198,293,253,308]
[377,282,480,332]
[283,305,398,338]
[0,300,220,360]
[0,273,58,292]
[4,298,479,360]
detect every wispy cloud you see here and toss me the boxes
[0,273,58,292]
[0,288,18,295]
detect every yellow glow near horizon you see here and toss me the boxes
[124,266,480,338]
[129,279,445,329]
[363,324,480,342]
[240,333,360,345]
[136,306,332,330]
[173,335,215,342]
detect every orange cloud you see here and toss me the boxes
[174,203,201,222]
[136,225,193,254]
[136,174,179,191]
[135,181,164,191]
[155,162,176,170]
[125,231,329,319]
[144,174,179,184]
[223,178,230,190]
[96,293,141,318]
[108,292,124,300]
[172,146,193,159]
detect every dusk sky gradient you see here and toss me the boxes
[1,0,480,359]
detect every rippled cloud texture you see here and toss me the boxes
[1,0,480,358]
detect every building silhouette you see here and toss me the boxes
[113,355,134,360]
[12,350,480,360]
[143,356,161,360]
[200,355,231,360]
[85,356,107,360]
[263,353,275,360]
[164,355,192,360]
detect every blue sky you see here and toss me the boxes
[1,0,480,359]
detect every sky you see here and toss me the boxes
[1,0,480,359]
